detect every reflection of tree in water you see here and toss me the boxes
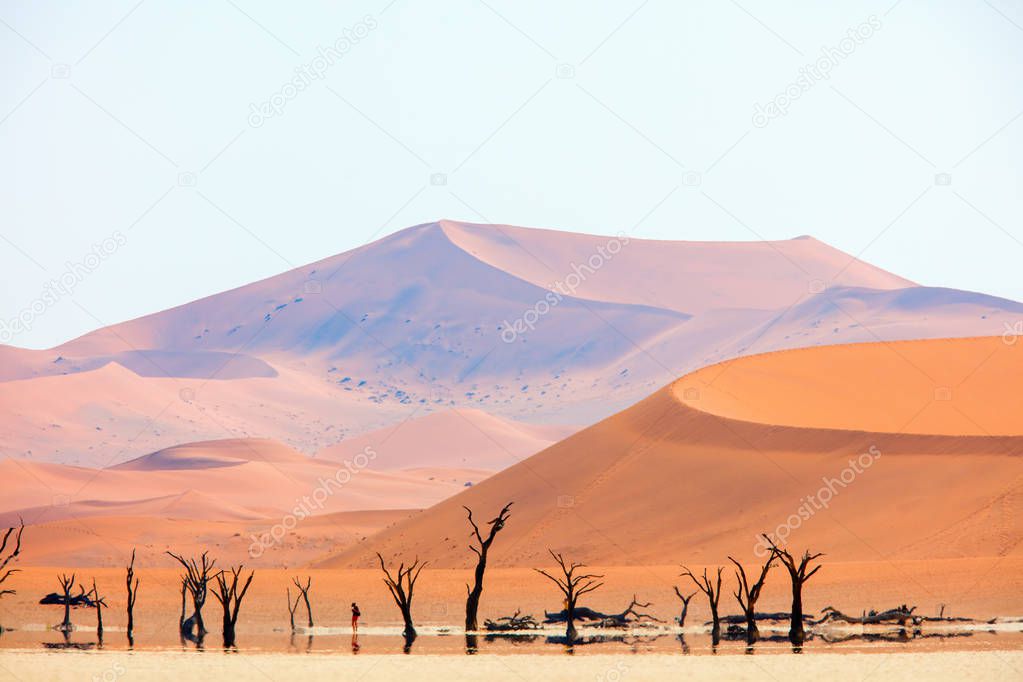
[545,633,666,650]
[288,631,313,653]
[819,629,975,645]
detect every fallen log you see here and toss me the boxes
[39,588,94,608]
[817,605,920,626]
[544,595,663,628]
[484,609,540,631]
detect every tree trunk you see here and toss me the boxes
[194,599,206,636]
[790,584,805,644]
[465,584,483,632]
[565,601,577,642]
[62,601,71,631]
[179,585,186,631]
[302,592,313,628]
[709,604,720,645]
[745,612,758,644]
[223,608,234,647]
[401,606,415,638]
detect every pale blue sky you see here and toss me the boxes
[2,0,1021,349]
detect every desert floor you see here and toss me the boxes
[2,559,1022,652]
[2,650,1022,682]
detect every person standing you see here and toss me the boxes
[351,602,361,633]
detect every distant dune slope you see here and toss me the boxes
[324,336,1023,568]
[0,438,492,525]
[440,221,914,314]
[2,221,1021,466]
[318,408,577,470]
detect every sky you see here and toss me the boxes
[1,0,1021,349]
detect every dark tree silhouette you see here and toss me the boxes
[167,551,217,637]
[89,578,108,644]
[177,577,187,632]
[762,535,823,645]
[0,519,24,604]
[125,549,139,645]
[376,553,426,640]
[463,501,512,632]
[680,565,723,644]
[534,549,604,642]
[672,586,696,627]
[213,565,254,647]
[286,586,301,633]
[290,576,313,628]
[729,554,775,644]
[55,573,77,632]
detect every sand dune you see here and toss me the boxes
[318,408,576,470]
[113,438,313,470]
[8,509,417,567]
[679,336,1023,436]
[0,438,490,522]
[3,221,1019,466]
[325,336,1023,568]
[441,221,914,314]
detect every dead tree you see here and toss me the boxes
[177,577,187,631]
[672,587,696,627]
[286,587,301,632]
[762,535,823,645]
[55,573,77,632]
[534,549,604,642]
[290,577,313,628]
[167,551,217,637]
[376,553,426,640]
[0,519,24,602]
[125,549,139,645]
[89,578,108,643]
[680,565,723,644]
[729,554,775,644]
[464,501,512,632]
[213,565,254,647]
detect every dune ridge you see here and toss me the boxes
[3,221,1019,467]
[323,336,1023,569]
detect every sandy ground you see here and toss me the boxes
[0,650,1021,681]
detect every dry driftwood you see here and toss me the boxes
[544,595,663,628]
[817,604,921,626]
[484,609,540,631]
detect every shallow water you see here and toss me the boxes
[2,623,1020,657]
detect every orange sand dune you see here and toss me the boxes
[325,336,1023,569]
[0,438,491,521]
[679,336,1023,436]
[318,408,576,470]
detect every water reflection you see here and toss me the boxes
[7,625,1017,657]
